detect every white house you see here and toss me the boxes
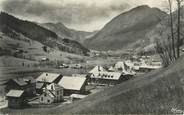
[39,90,55,104]
[89,71,123,85]
[39,83,64,104]
[89,65,134,86]
[114,61,136,75]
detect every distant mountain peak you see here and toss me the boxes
[132,5,150,9]
[84,5,167,51]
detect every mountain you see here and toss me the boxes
[84,5,167,51]
[41,22,96,44]
[0,12,89,56]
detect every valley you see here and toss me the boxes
[0,2,184,114]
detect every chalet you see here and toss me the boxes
[138,64,162,72]
[89,66,106,74]
[6,90,26,108]
[89,72,124,85]
[113,61,136,75]
[114,62,125,71]
[134,60,162,73]
[39,83,64,104]
[5,77,36,97]
[36,72,63,84]
[58,76,87,96]
[114,61,133,72]
[89,65,134,86]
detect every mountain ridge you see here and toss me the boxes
[41,22,96,44]
[84,5,168,51]
[0,12,89,56]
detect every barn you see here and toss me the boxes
[58,76,87,96]
[5,77,36,97]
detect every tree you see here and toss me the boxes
[155,0,183,67]
[168,0,176,59]
[176,0,183,58]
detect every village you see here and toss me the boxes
[0,55,162,109]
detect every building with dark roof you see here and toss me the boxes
[5,77,36,97]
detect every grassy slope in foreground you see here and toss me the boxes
[2,56,184,114]
[54,55,184,114]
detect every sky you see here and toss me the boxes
[0,0,172,32]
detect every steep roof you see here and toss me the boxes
[58,76,86,91]
[36,73,61,83]
[108,66,115,71]
[114,61,125,70]
[6,90,24,98]
[89,66,106,74]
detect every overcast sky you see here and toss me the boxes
[0,0,170,32]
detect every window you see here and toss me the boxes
[44,93,47,96]
[57,91,59,95]
[47,100,50,103]
[41,97,43,101]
